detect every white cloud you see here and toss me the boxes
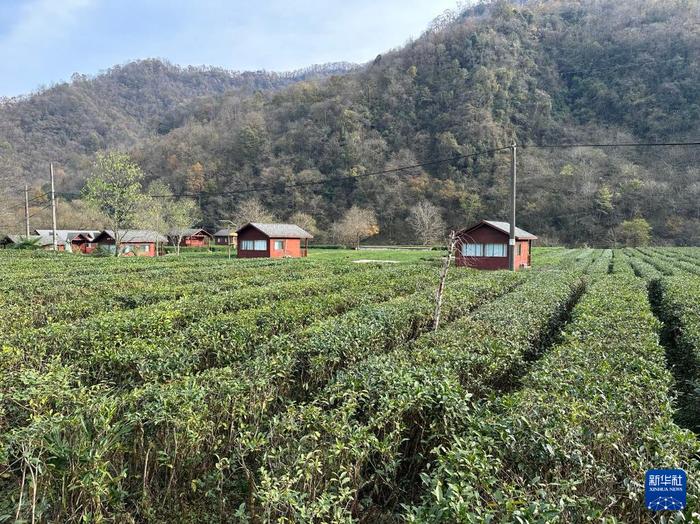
[0,0,94,55]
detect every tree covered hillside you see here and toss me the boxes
[132,0,700,246]
[0,60,357,197]
[2,0,699,246]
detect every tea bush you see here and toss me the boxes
[410,275,700,522]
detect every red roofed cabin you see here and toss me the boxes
[168,228,212,248]
[455,220,537,270]
[236,223,312,259]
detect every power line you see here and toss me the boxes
[54,145,512,199]
[31,140,700,203]
[0,203,53,231]
[3,140,698,219]
[3,193,50,213]
[524,141,700,149]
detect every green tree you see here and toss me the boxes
[618,217,652,247]
[9,236,41,250]
[594,185,614,217]
[83,152,145,256]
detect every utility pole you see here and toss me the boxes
[24,184,30,237]
[508,140,517,271]
[50,163,58,251]
[219,219,235,260]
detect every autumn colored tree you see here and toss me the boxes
[332,206,379,249]
[186,162,206,193]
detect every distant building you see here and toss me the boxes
[455,220,536,270]
[94,230,168,257]
[34,229,101,253]
[167,228,212,248]
[213,228,237,246]
[69,233,98,254]
[236,223,312,259]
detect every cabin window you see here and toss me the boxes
[140,244,149,254]
[517,243,522,256]
[274,240,284,250]
[462,243,483,257]
[485,243,507,257]
[242,239,268,251]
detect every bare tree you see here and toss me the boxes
[407,200,446,246]
[331,206,379,249]
[289,211,318,236]
[167,199,201,255]
[231,198,276,228]
[135,181,172,255]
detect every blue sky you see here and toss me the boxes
[0,0,460,97]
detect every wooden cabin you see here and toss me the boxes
[34,229,101,253]
[455,220,536,270]
[213,229,237,246]
[94,230,168,257]
[236,223,312,259]
[168,228,212,248]
[69,233,97,254]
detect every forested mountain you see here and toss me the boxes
[0,59,357,197]
[2,0,699,246]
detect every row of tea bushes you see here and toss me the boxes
[609,250,636,276]
[411,275,700,522]
[638,248,700,276]
[253,270,583,522]
[1,270,518,522]
[647,247,700,275]
[625,249,664,280]
[81,267,444,388]
[0,258,363,329]
[585,249,612,274]
[652,275,700,432]
[5,264,412,367]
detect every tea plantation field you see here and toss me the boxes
[1,248,699,522]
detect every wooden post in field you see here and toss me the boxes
[50,163,58,251]
[433,230,457,331]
